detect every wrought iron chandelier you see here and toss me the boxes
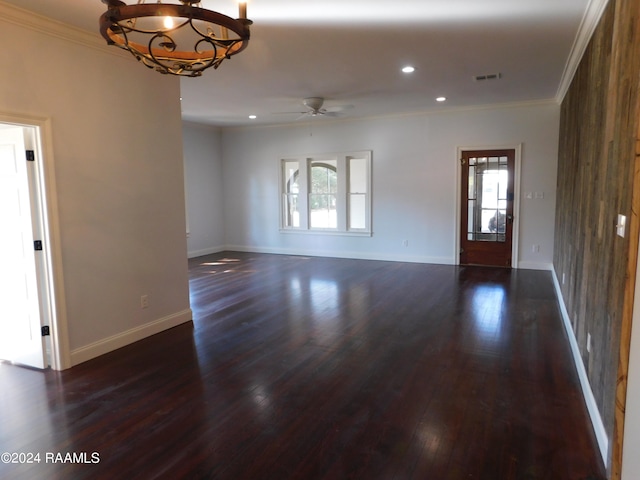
[99,0,252,77]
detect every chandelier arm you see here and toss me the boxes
[146,36,219,75]
[101,0,126,6]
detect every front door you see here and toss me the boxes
[460,149,515,268]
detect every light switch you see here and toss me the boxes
[617,214,626,238]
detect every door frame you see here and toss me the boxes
[0,111,70,370]
[455,144,522,268]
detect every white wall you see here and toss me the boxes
[0,6,192,367]
[182,122,225,257]
[210,102,559,267]
[622,237,640,478]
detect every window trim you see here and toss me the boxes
[279,150,372,236]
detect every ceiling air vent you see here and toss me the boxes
[474,73,502,82]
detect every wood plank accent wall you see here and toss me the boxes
[554,0,640,477]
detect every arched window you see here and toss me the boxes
[309,161,337,229]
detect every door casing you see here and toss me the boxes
[0,112,70,370]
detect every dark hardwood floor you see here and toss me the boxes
[0,252,606,479]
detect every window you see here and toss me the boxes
[309,160,337,229]
[280,151,371,235]
[348,157,368,230]
[282,160,300,228]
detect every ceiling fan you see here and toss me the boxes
[275,97,353,119]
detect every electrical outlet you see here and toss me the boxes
[141,295,149,309]
[402,239,408,247]
[532,244,540,253]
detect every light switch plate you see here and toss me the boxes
[617,214,626,238]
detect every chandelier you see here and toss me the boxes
[99,0,252,77]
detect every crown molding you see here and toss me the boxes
[0,2,123,57]
[216,98,560,131]
[556,0,611,103]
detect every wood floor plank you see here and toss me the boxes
[0,252,606,479]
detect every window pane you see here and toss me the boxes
[349,158,367,193]
[309,194,337,228]
[497,210,506,234]
[310,160,337,229]
[283,160,299,194]
[468,200,475,234]
[284,195,299,227]
[483,209,496,233]
[349,193,366,229]
[498,167,508,199]
[468,165,477,199]
[310,160,337,194]
[481,169,499,210]
[282,160,300,228]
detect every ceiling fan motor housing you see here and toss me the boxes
[303,97,324,111]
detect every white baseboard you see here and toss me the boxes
[551,269,609,465]
[224,244,453,265]
[517,261,554,271]
[70,308,193,366]
[209,245,555,270]
[188,245,225,258]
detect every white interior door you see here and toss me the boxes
[0,126,46,368]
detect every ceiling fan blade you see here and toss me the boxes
[324,104,354,113]
[272,98,354,120]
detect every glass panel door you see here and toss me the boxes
[460,149,515,267]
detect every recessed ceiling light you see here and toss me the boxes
[402,66,415,74]
[249,115,257,119]
[436,97,447,102]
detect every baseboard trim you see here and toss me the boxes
[202,244,555,270]
[551,269,608,464]
[224,244,453,265]
[188,245,225,258]
[517,261,554,271]
[70,308,193,367]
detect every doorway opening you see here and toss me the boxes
[0,120,61,370]
[458,147,520,268]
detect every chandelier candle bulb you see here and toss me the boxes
[239,1,247,19]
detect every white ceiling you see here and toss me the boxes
[1,0,601,127]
